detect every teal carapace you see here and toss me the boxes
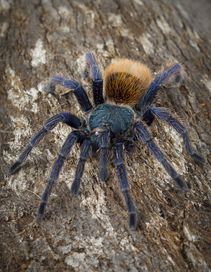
[89,104,134,134]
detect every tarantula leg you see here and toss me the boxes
[38,131,79,216]
[70,139,91,195]
[98,129,110,181]
[142,109,155,126]
[150,106,205,166]
[135,121,189,192]
[113,142,137,230]
[85,52,104,106]
[136,63,182,113]
[45,76,93,112]
[10,113,81,175]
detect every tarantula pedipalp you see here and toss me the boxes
[10,52,204,230]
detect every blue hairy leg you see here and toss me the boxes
[150,106,205,166]
[135,121,189,191]
[89,104,134,134]
[113,142,137,230]
[137,64,182,114]
[10,113,82,174]
[142,109,155,126]
[98,129,110,181]
[86,52,104,106]
[71,139,91,195]
[38,131,79,216]
[45,76,92,112]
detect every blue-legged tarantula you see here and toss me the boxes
[10,52,204,230]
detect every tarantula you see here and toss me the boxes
[10,52,204,230]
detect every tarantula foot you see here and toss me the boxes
[99,169,108,182]
[9,161,22,175]
[37,202,46,218]
[174,177,189,192]
[192,153,205,167]
[43,82,56,94]
[70,181,80,195]
[129,212,138,231]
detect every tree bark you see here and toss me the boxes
[0,0,211,271]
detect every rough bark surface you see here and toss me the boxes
[0,0,211,271]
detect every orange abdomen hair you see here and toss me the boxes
[104,59,152,106]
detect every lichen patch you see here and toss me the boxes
[31,39,46,67]
[139,33,154,55]
[0,0,12,11]
[0,22,9,37]
[108,13,122,27]
[204,79,211,94]
[156,16,171,34]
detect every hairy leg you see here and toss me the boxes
[38,131,79,216]
[142,109,155,126]
[136,63,182,114]
[70,139,91,195]
[98,129,110,181]
[150,106,205,166]
[45,76,92,112]
[85,52,104,106]
[10,112,81,174]
[135,121,189,192]
[113,142,137,230]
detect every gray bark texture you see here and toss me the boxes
[0,0,211,271]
